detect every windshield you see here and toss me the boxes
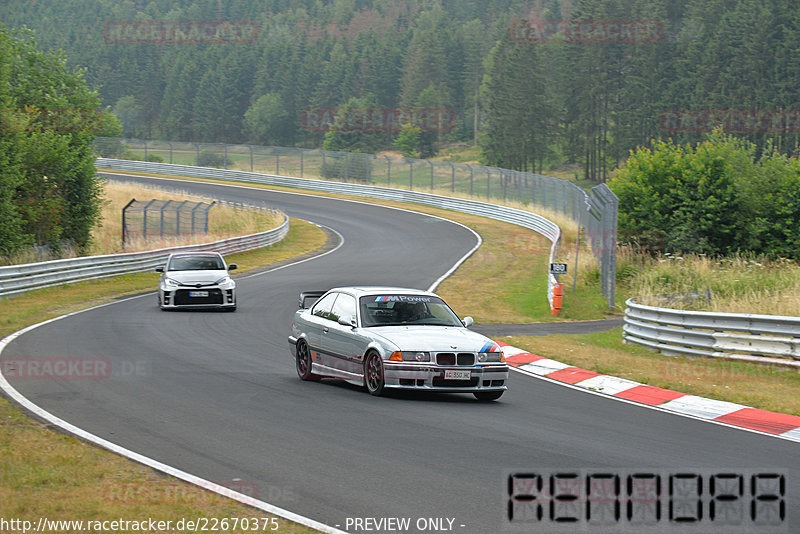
[168,255,224,271]
[359,295,462,327]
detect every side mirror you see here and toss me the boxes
[155,266,164,273]
[228,264,238,271]
[462,316,474,328]
[338,315,357,328]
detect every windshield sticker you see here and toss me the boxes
[374,295,433,303]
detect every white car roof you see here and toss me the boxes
[327,286,439,298]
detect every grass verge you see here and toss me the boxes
[1,217,326,533]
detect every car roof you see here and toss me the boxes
[327,286,438,298]
[167,251,224,258]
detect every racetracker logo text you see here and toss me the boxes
[104,20,259,44]
[660,109,800,133]
[509,19,664,43]
[301,108,456,133]
[1,357,112,380]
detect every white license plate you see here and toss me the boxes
[445,370,471,380]
[189,291,209,297]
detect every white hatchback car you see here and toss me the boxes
[156,252,237,311]
[288,287,509,400]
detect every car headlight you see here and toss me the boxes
[164,278,181,288]
[389,351,431,362]
[477,352,504,363]
[215,276,232,285]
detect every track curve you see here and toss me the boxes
[3,175,799,533]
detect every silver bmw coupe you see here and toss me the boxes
[288,287,509,400]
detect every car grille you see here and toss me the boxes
[174,288,223,305]
[432,377,480,387]
[435,352,475,366]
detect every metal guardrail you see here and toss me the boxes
[94,158,564,311]
[623,298,800,367]
[0,217,289,298]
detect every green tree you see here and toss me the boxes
[394,124,422,158]
[0,25,104,253]
[243,92,291,146]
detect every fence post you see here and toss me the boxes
[160,200,173,239]
[121,198,135,248]
[142,199,157,241]
[385,155,391,186]
[300,148,304,177]
[450,162,455,193]
[409,159,413,190]
[468,164,474,196]
[276,150,280,175]
[223,144,228,170]
[428,160,434,190]
[175,200,189,236]
[168,142,173,164]
[249,145,254,172]
[204,202,216,233]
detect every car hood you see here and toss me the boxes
[164,270,229,285]
[367,326,496,352]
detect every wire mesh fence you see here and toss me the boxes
[96,137,618,308]
[122,198,215,246]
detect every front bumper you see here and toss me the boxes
[382,362,509,392]
[160,286,236,309]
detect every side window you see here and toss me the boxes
[311,292,338,320]
[330,294,356,324]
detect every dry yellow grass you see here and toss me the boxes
[620,252,800,316]
[91,180,285,254]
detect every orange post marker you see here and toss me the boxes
[551,282,564,316]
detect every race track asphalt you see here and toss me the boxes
[4,174,798,534]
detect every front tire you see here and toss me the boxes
[474,390,504,401]
[295,340,319,381]
[364,352,385,396]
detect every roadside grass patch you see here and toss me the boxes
[620,251,800,316]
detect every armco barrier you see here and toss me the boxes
[623,298,800,367]
[94,159,564,312]
[0,216,289,298]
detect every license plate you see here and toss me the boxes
[445,370,471,380]
[189,291,209,297]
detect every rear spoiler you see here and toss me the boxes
[298,290,327,309]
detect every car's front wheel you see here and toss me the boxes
[364,352,385,396]
[295,340,319,381]
[474,390,504,401]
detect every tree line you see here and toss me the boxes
[2,0,798,181]
[0,25,118,256]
